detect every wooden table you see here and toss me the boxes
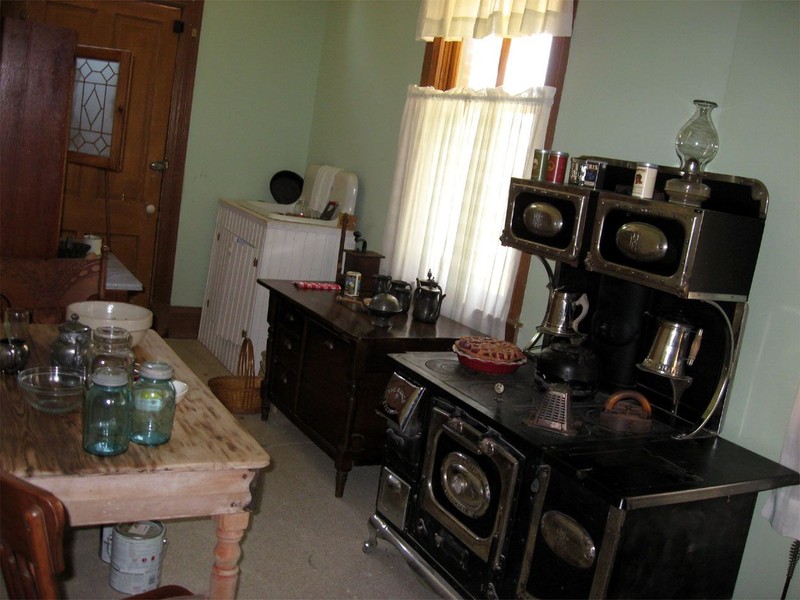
[0,326,270,599]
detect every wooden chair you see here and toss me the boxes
[0,472,195,599]
[0,256,107,324]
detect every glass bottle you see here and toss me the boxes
[665,99,720,206]
[674,99,719,174]
[83,367,131,456]
[86,326,136,387]
[130,361,176,446]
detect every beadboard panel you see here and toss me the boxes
[199,201,349,373]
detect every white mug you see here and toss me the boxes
[82,235,103,256]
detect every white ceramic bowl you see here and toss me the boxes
[173,380,188,404]
[67,301,153,347]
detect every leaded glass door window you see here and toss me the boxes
[68,45,131,171]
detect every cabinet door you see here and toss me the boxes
[198,222,259,371]
[296,321,354,449]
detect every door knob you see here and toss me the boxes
[146,204,156,215]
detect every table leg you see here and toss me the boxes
[209,512,251,599]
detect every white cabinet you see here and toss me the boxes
[199,199,350,373]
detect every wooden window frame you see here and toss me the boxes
[418,3,578,342]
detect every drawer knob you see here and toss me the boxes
[323,339,335,351]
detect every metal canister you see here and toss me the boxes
[108,521,167,594]
[545,151,569,184]
[568,158,586,185]
[532,149,550,181]
[344,271,361,297]
[632,162,658,199]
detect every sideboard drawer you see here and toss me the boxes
[268,361,297,411]
[277,299,305,336]
[274,328,302,371]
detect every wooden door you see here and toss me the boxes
[0,17,76,259]
[11,1,181,307]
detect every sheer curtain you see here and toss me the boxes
[417,0,574,40]
[382,85,554,337]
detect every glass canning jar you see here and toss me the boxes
[83,366,132,456]
[86,326,136,386]
[130,361,176,446]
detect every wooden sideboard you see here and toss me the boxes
[258,279,483,497]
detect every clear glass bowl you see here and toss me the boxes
[17,367,85,413]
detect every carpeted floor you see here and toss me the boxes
[59,408,437,599]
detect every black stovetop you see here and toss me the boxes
[389,351,799,508]
[391,351,686,448]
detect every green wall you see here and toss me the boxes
[176,1,799,596]
[519,2,800,598]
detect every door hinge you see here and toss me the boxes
[253,257,258,268]
[216,232,220,241]
[173,20,185,34]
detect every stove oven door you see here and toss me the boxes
[412,399,522,593]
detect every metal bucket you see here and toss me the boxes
[108,521,167,594]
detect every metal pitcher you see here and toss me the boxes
[389,280,412,312]
[538,287,590,338]
[413,271,445,324]
[638,317,703,380]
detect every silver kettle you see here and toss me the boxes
[51,314,92,372]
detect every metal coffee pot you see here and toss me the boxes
[413,270,446,324]
[51,314,92,372]
[388,280,412,312]
[638,317,703,381]
[538,287,590,338]
[372,274,393,297]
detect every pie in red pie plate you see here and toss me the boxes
[452,336,527,374]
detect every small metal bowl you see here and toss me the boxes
[364,293,403,327]
[17,367,85,413]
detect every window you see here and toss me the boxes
[384,2,575,340]
[68,45,132,172]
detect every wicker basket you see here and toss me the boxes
[208,337,262,414]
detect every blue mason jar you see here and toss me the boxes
[130,361,175,446]
[83,367,131,456]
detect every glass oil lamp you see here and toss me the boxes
[664,99,719,206]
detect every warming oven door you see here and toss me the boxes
[410,399,523,596]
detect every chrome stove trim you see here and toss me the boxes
[363,514,461,600]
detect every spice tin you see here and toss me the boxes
[568,158,586,185]
[581,159,607,189]
[344,271,361,297]
[632,162,658,199]
[532,149,550,181]
[545,151,569,184]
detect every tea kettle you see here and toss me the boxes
[538,286,590,339]
[51,313,92,372]
[413,270,446,324]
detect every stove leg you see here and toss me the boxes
[362,514,461,599]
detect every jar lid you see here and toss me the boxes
[93,326,131,343]
[92,366,129,387]
[139,361,173,380]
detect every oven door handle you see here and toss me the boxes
[443,417,483,453]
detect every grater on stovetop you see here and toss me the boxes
[524,383,578,436]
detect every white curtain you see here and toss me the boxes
[417,0,573,41]
[382,85,554,337]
